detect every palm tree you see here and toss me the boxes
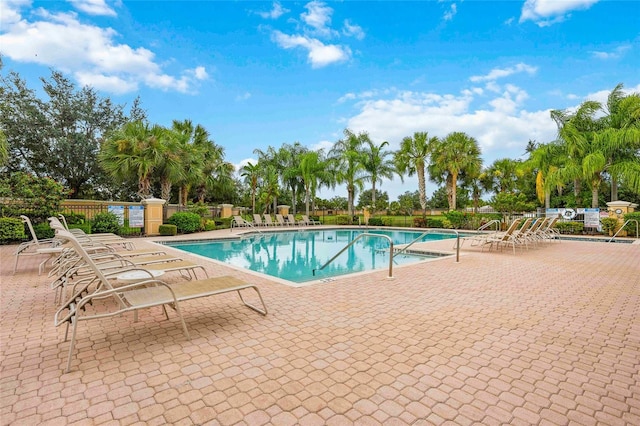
[394,131,438,215]
[329,129,368,217]
[253,146,281,212]
[428,132,482,210]
[0,130,7,167]
[362,140,395,216]
[484,158,524,194]
[525,142,564,209]
[240,162,261,214]
[299,150,334,216]
[157,126,187,202]
[100,120,165,199]
[279,142,307,214]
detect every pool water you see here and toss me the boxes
[165,229,454,283]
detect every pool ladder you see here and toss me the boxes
[607,219,639,242]
[313,233,395,279]
[393,229,460,263]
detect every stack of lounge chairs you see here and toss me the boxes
[464,216,560,254]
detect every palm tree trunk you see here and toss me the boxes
[592,187,599,208]
[450,172,458,210]
[371,181,376,217]
[545,190,551,210]
[611,177,618,201]
[417,168,427,215]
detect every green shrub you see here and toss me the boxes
[159,224,178,236]
[203,219,216,231]
[336,215,352,225]
[91,212,121,234]
[367,217,385,226]
[426,218,444,228]
[600,217,618,235]
[0,172,69,221]
[0,217,26,243]
[555,221,584,234]
[167,212,202,233]
[61,212,86,225]
[33,222,55,239]
[215,217,233,229]
[413,217,426,228]
[310,215,320,223]
[443,211,467,229]
[187,202,211,218]
[623,212,640,236]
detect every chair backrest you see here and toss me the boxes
[287,214,296,224]
[500,218,522,240]
[233,215,246,224]
[301,215,310,224]
[263,214,273,224]
[275,214,285,224]
[544,216,559,231]
[58,214,70,230]
[20,215,39,244]
[253,214,263,224]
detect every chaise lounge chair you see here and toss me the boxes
[52,229,268,373]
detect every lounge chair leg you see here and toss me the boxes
[172,304,190,340]
[162,305,170,320]
[237,287,268,315]
[65,316,79,373]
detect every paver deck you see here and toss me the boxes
[1,228,639,425]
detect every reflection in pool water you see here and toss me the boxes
[165,229,454,283]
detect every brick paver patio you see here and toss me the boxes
[1,229,639,425]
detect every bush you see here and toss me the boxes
[61,212,86,225]
[367,217,385,226]
[0,172,69,221]
[443,211,467,229]
[555,221,584,234]
[203,219,216,231]
[623,212,640,236]
[413,217,426,228]
[91,212,121,234]
[0,217,26,243]
[187,202,211,218]
[159,224,178,236]
[425,218,444,228]
[33,222,55,239]
[600,217,618,235]
[167,212,202,233]
[336,215,352,225]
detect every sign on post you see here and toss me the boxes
[107,205,125,226]
[129,205,144,228]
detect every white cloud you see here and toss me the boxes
[236,92,251,101]
[301,1,335,37]
[257,1,288,19]
[342,20,365,40]
[0,3,206,94]
[272,31,350,68]
[520,0,599,27]
[590,45,631,60]
[69,0,116,16]
[470,63,538,82]
[343,88,557,167]
[443,3,457,21]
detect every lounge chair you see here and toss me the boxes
[231,215,253,229]
[252,214,265,227]
[483,218,525,254]
[52,229,267,373]
[263,214,276,226]
[286,214,301,226]
[275,214,289,226]
[300,215,320,225]
[13,215,69,274]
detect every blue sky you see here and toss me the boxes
[1,0,639,202]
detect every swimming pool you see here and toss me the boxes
[164,228,455,284]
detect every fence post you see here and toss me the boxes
[142,198,166,236]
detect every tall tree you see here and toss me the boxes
[329,129,368,216]
[299,150,334,216]
[362,140,395,216]
[100,121,165,199]
[428,132,482,210]
[394,131,438,215]
[240,162,261,214]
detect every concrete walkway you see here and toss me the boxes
[1,230,639,425]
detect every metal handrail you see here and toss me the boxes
[230,219,263,234]
[608,219,639,242]
[477,219,501,232]
[312,233,394,279]
[393,229,460,263]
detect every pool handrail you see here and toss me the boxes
[312,233,394,279]
[393,229,460,263]
[607,219,639,242]
[477,219,501,232]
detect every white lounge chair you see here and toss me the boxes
[252,214,265,226]
[232,215,253,229]
[53,229,267,373]
[275,214,289,226]
[300,215,320,225]
[263,214,276,226]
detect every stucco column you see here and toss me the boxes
[277,205,290,216]
[142,198,166,236]
[220,204,233,218]
[606,201,637,237]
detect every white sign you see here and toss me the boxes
[584,208,600,229]
[129,206,144,228]
[107,205,125,225]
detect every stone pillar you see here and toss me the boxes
[277,205,290,216]
[220,204,233,218]
[606,201,637,237]
[142,198,166,236]
[363,207,370,224]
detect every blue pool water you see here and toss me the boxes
[164,229,455,283]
